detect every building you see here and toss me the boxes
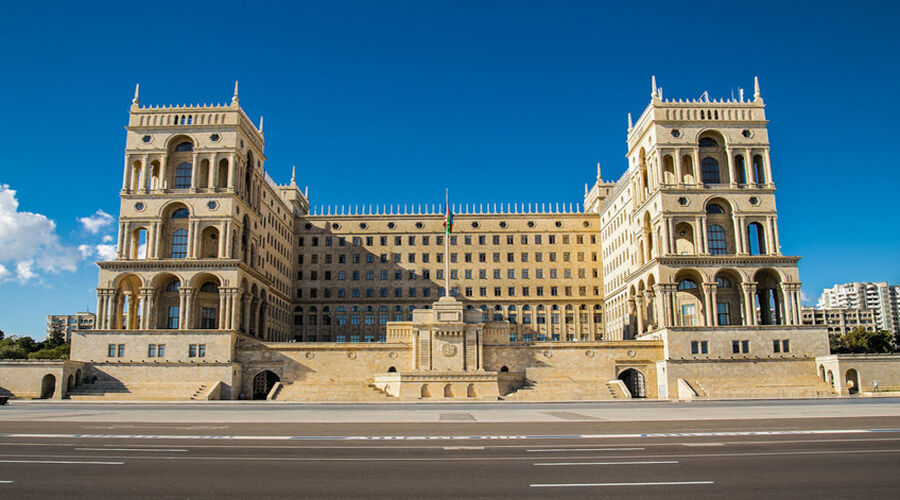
[817,282,900,336]
[11,77,893,401]
[46,313,96,342]
[801,307,877,336]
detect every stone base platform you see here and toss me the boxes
[373,371,501,400]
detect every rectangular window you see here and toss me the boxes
[117,344,125,357]
[773,339,781,353]
[167,306,179,329]
[681,304,697,326]
[201,307,217,329]
[148,344,157,357]
[108,344,116,357]
[782,339,790,352]
[716,302,730,326]
[171,230,188,259]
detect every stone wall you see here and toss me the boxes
[816,354,900,395]
[0,360,86,399]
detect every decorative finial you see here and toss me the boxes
[584,183,588,195]
[754,76,761,101]
[259,115,264,133]
[132,83,140,105]
[627,112,633,130]
[232,80,239,104]
[290,165,296,185]
[651,75,658,100]
[596,162,602,180]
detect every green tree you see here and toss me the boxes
[830,327,898,354]
[27,344,69,360]
[43,323,66,349]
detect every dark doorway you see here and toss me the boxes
[618,368,646,398]
[40,374,56,399]
[252,370,280,400]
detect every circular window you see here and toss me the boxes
[359,222,368,229]
[671,129,681,138]
[141,135,152,143]
[415,222,423,229]
[387,222,396,229]
[331,223,340,230]
[582,221,590,228]
[555,221,562,228]
[207,201,218,210]
[305,223,312,230]
[677,197,688,206]
[209,133,221,142]
[741,129,752,138]
[527,221,535,228]
[134,202,145,211]
[471,221,479,228]
[749,196,759,206]
[499,221,507,228]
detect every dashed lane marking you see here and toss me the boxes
[531,480,714,488]
[535,460,679,466]
[0,460,124,465]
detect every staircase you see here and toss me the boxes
[270,380,398,401]
[189,384,209,400]
[68,381,214,401]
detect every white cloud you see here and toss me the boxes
[0,184,82,283]
[79,242,119,262]
[77,209,114,234]
[102,235,113,243]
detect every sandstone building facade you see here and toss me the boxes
[8,78,890,401]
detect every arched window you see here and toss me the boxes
[166,280,180,292]
[753,155,766,184]
[175,162,192,189]
[699,137,718,147]
[171,229,188,259]
[678,279,697,290]
[735,155,747,184]
[200,282,218,293]
[707,224,727,255]
[701,157,720,184]
[171,208,189,219]
[716,276,732,288]
[174,141,193,152]
[705,204,725,214]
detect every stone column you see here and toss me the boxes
[705,282,719,326]
[117,222,126,259]
[746,149,757,185]
[121,156,131,191]
[772,218,781,255]
[763,150,773,186]
[96,291,105,330]
[138,155,149,193]
[634,295,644,336]
[691,148,700,185]
[767,217,778,254]
[224,221,233,259]
[742,282,757,326]
[227,154,236,191]
[105,292,117,330]
[675,150,684,185]
[242,295,252,334]
[190,152,200,192]
[187,221,197,259]
[694,216,706,254]
[644,290,656,332]
[208,152,218,191]
[149,222,159,259]
[734,216,746,255]
[726,148,737,187]
[158,156,168,192]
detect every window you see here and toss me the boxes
[167,306,180,329]
[701,157,720,184]
[716,277,731,288]
[174,141,193,152]
[707,224,727,254]
[148,344,165,357]
[681,304,697,326]
[171,229,188,258]
[201,307,217,329]
[732,340,750,354]
[188,344,206,357]
[175,162,192,188]
[171,208,189,219]
[678,279,697,290]
[705,204,725,214]
[690,340,708,354]
[699,137,718,147]
[716,302,730,326]
[774,339,790,353]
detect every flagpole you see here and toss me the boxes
[444,188,450,298]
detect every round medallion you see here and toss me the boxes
[134,202,145,211]
[543,350,552,358]
[441,344,458,357]
[305,352,314,360]
[389,351,398,359]
[627,349,636,358]
[347,352,357,360]
[585,350,595,358]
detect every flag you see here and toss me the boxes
[443,199,453,234]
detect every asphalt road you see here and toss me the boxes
[0,401,899,498]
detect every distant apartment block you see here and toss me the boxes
[817,282,900,336]
[801,307,877,336]
[46,313,96,342]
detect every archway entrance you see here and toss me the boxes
[846,369,860,395]
[252,370,279,400]
[618,368,646,398]
[40,374,56,399]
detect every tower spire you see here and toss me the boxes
[259,115,264,133]
[596,162,602,180]
[753,76,761,101]
[132,83,140,105]
[627,112,633,131]
[651,75,659,100]
[232,80,239,104]
[290,165,296,185]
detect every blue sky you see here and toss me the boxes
[1,1,898,338]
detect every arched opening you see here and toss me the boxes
[443,383,454,398]
[753,155,766,184]
[161,203,190,259]
[701,157,720,184]
[681,155,695,184]
[199,226,220,259]
[193,274,222,330]
[217,158,229,189]
[153,274,182,329]
[618,368,646,398]
[258,289,268,339]
[467,383,477,398]
[241,215,251,265]
[40,374,56,399]
[734,155,747,184]
[112,274,143,330]
[387,366,397,373]
[244,151,254,201]
[675,270,705,326]
[846,369,860,395]
[754,269,784,325]
[252,370,279,400]
[819,365,826,381]
[827,370,835,388]
[662,155,675,184]
[698,131,728,184]
[675,222,695,255]
[500,365,509,372]
[129,227,149,259]
[66,374,75,392]
[75,369,82,386]
[420,384,431,398]
[166,137,195,189]
[197,159,209,189]
[747,222,767,255]
[706,199,735,254]
[714,270,744,326]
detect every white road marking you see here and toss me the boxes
[0,460,123,465]
[528,447,645,452]
[682,443,725,447]
[531,480,714,488]
[442,446,485,450]
[0,480,13,483]
[76,448,188,452]
[1,428,896,442]
[535,460,678,466]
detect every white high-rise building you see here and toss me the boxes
[816,282,900,336]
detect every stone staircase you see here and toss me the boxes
[270,380,398,401]
[68,381,213,401]
[502,374,622,401]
